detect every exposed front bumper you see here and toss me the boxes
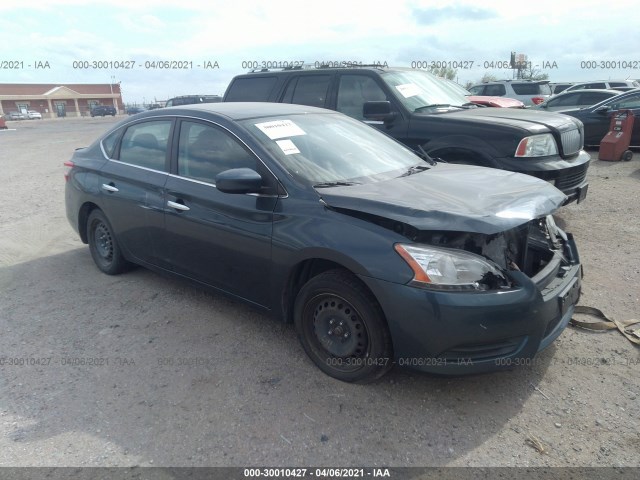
[495,150,591,204]
[360,248,582,375]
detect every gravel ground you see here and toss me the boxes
[0,117,638,468]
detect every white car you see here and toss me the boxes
[27,110,42,119]
[468,80,552,106]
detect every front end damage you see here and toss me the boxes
[318,165,582,373]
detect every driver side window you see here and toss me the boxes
[177,121,257,185]
[336,75,388,120]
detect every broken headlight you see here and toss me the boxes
[395,244,509,291]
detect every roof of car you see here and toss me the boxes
[161,101,335,120]
[554,88,622,95]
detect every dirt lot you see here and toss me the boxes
[0,117,638,468]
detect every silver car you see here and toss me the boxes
[468,80,552,106]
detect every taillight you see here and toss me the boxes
[63,161,74,182]
[531,97,545,105]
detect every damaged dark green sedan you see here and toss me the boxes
[65,103,582,383]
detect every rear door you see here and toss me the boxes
[98,119,172,265]
[160,119,278,307]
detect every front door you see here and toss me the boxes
[161,119,277,307]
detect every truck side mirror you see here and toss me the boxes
[363,101,396,123]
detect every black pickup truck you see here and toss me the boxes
[223,67,590,203]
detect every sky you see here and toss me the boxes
[1,0,639,104]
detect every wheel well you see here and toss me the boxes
[78,202,100,244]
[282,259,362,324]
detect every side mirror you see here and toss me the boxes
[363,101,396,123]
[215,168,262,194]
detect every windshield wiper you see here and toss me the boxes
[415,144,438,166]
[414,104,464,112]
[313,180,362,188]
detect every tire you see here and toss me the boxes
[622,150,633,162]
[86,209,130,275]
[294,269,393,383]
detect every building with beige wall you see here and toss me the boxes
[0,83,124,118]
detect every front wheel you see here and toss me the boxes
[87,209,131,275]
[294,270,393,383]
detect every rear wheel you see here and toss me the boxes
[622,150,633,162]
[294,270,393,383]
[87,209,130,275]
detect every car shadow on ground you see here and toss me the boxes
[0,248,558,466]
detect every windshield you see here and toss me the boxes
[380,70,470,112]
[240,113,424,184]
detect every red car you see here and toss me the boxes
[467,95,525,108]
[442,79,525,108]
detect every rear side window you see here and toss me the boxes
[609,82,627,88]
[118,120,172,171]
[548,93,580,107]
[468,85,484,95]
[512,83,551,95]
[225,77,278,101]
[483,84,506,96]
[580,92,614,105]
[281,75,331,107]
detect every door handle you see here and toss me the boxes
[167,200,190,211]
[101,183,119,193]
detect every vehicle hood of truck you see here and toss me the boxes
[419,106,584,134]
[317,164,567,235]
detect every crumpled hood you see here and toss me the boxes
[318,164,567,235]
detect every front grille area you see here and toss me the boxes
[560,128,584,156]
[555,162,588,190]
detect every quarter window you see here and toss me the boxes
[177,121,257,184]
[118,120,172,171]
[102,128,122,158]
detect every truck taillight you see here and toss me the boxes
[531,97,545,105]
[63,161,74,182]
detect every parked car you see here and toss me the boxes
[0,115,7,129]
[556,89,640,147]
[550,83,574,95]
[164,95,222,107]
[65,102,582,383]
[467,80,552,105]
[533,89,621,112]
[442,79,525,108]
[126,106,147,115]
[7,111,27,120]
[565,80,640,92]
[224,67,590,203]
[91,105,117,117]
[27,110,42,119]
